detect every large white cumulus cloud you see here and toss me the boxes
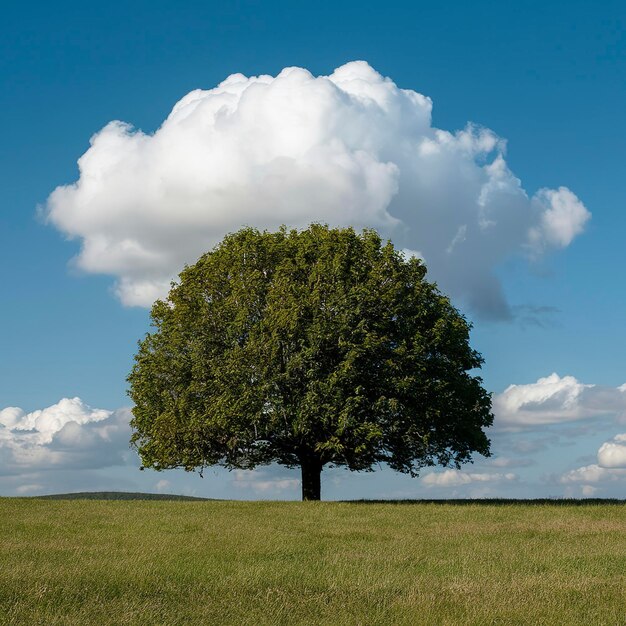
[46,61,589,316]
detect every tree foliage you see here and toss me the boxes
[128,225,493,499]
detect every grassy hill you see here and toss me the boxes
[1,499,625,625]
[35,491,211,501]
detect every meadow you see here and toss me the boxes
[1,498,624,625]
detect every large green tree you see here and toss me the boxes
[128,225,493,500]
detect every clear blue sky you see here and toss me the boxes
[1,0,625,498]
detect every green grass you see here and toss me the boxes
[1,499,625,625]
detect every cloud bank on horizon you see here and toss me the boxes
[3,373,626,497]
[46,61,590,318]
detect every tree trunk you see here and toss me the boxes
[300,458,322,501]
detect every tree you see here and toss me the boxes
[128,225,493,500]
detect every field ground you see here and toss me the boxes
[1,498,625,625]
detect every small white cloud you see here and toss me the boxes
[232,469,300,494]
[15,483,44,495]
[581,485,598,497]
[155,479,171,492]
[46,61,589,319]
[422,469,516,487]
[493,373,626,429]
[488,456,535,468]
[598,435,626,468]
[528,187,590,252]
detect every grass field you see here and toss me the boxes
[1,498,625,625]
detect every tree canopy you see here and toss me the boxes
[128,225,493,500]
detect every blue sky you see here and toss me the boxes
[1,0,625,499]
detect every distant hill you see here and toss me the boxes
[25,493,625,504]
[34,491,212,501]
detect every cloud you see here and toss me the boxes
[493,373,626,429]
[528,187,589,252]
[422,469,516,487]
[0,398,133,475]
[46,61,589,318]
[15,483,44,495]
[232,468,300,495]
[487,456,535,468]
[560,464,626,484]
[598,434,626,468]
[0,397,111,443]
[558,433,626,495]
[581,485,598,496]
[155,479,171,492]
